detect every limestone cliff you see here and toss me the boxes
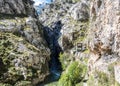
[0,0,120,86]
[0,0,50,85]
[39,0,120,86]
[88,0,120,85]
[0,0,37,17]
[39,0,90,85]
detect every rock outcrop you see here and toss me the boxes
[0,0,50,85]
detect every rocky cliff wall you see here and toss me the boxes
[39,0,120,85]
[39,0,90,85]
[0,0,120,85]
[89,0,120,62]
[0,0,50,85]
[0,0,37,17]
[88,0,120,85]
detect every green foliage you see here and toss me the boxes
[108,62,120,86]
[75,82,83,86]
[87,70,120,86]
[0,32,43,84]
[58,61,87,86]
[14,81,32,86]
[45,81,58,86]
[58,74,72,86]
[59,53,73,70]
[87,74,95,86]
[87,71,109,86]
[0,83,12,86]
[115,81,120,86]
[72,0,81,3]
[96,71,109,86]
[115,82,120,86]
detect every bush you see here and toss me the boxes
[14,81,32,86]
[59,53,72,70]
[0,83,12,86]
[97,71,109,86]
[58,61,87,86]
[87,70,120,86]
[72,0,81,3]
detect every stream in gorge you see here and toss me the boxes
[38,21,63,86]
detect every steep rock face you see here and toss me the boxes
[0,0,36,17]
[40,0,89,53]
[69,1,89,21]
[43,21,62,72]
[88,0,120,85]
[0,0,50,85]
[40,0,120,85]
[89,0,120,70]
[39,1,90,85]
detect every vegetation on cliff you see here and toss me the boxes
[0,0,120,85]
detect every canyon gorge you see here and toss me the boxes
[0,0,120,86]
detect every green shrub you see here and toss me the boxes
[14,81,32,86]
[75,82,83,86]
[87,71,109,86]
[45,81,58,86]
[96,71,109,86]
[115,81,120,86]
[72,0,81,3]
[108,62,120,86]
[0,83,12,86]
[58,74,72,86]
[87,70,120,86]
[58,61,87,86]
[87,74,95,86]
[59,53,72,70]
[115,82,120,86]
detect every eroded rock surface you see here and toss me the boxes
[0,0,37,17]
[88,0,120,85]
[40,0,120,85]
[0,0,50,85]
[89,0,120,69]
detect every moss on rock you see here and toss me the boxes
[0,32,49,85]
